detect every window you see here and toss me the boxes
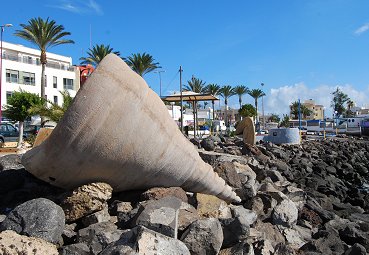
[63,78,74,90]
[22,56,33,64]
[6,69,19,83]
[6,92,13,103]
[54,96,58,105]
[53,76,57,88]
[23,72,35,85]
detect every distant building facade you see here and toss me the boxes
[302,99,324,120]
[1,41,80,109]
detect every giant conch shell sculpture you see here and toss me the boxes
[22,54,241,203]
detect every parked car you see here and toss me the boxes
[24,125,42,137]
[24,124,55,138]
[0,123,25,146]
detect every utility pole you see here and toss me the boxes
[179,66,183,133]
[154,70,165,97]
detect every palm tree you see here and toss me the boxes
[234,85,249,109]
[248,89,265,123]
[184,76,206,135]
[14,17,74,102]
[219,85,235,125]
[346,99,355,117]
[347,100,354,110]
[80,44,120,67]
[289,101,313,119]
[124,53,160,77]
[184,76,206,93]
[205,83,221,120]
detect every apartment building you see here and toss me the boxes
[303,99,324,120]
[1,41,80,109]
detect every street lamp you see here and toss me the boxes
[0,23,13,122]
[154,70,165,98]
[334,110,338,135]
[261,82,265,130]
[323,107,326,139]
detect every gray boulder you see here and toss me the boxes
[344,243,367,255]
[62,223,77,245]
[0,154,24,171]
[59,243,91,255]
[253,239,275,255]
[219,242,254,255]
[132,196,182,237]
[181,218,223,255]
[0,198,65,244]
[81,207,110,227]
[272,198,298,227]
[77,221,124,254]
[221,206,256,248]
[201,138,216,151]
[101,225,189,255]
[178,202,200,231]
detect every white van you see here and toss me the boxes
[346,117,363,135]
[212,120,226,132]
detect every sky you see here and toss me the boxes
[2,0,369,117]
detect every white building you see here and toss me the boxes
[1,41,80,110]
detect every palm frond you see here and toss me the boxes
[124,52,160,77]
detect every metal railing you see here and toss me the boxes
[2,53,75,72]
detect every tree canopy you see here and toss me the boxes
[3,91,44,122]
[124,53,160,77]
[290,101,313,119]
[269,114,280,123]
[29,90,73,123]
[239,104,256,118]
[3,90,45,147]
[80,44,120,67]
[234,85,249,109]
[184,77,206,93]
[331,88,350,117]
[14,17,74,100]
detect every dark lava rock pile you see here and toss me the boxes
[0,136,368,254]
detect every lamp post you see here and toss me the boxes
[261,82,265,130]
[334,110,338,135]
[0,23,12,122]
[154,70,165,98]
[323,107,326,139]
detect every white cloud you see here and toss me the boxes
[87,0,103,15]
[354,23,369,35]
[48,0,103,15]
[264,83,369,117]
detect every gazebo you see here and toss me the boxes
[162,91,219,137]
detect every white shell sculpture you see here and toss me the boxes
[22,54,241,203]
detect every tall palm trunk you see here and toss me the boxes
[255,98,258,123]
[225,98,228,126]
[41,50,47,125]
[212,100,215,120]
[239,97,242,121]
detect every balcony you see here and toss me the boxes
[2,53,75,72]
